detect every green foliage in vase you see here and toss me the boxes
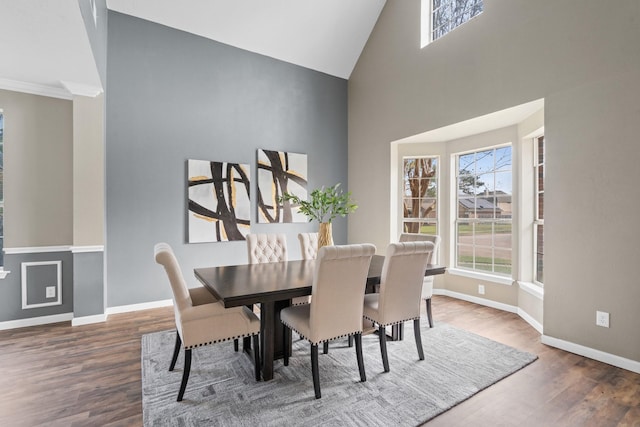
[279,183,358,223]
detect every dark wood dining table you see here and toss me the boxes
[194,254,446,381]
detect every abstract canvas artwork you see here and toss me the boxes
[257,149,308,223]
[187,159,250,242]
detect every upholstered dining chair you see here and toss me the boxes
[363,241,434,372]
[154,243,261,401]
[247,233,310,306]
[298,232,319,260]
[399,233,441,327]
[280,243,376,399]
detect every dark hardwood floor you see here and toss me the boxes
[0,296,638,426]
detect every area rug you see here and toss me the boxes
[142,321,537,426]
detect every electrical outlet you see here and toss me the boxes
[46,286,56,298]
[478,284,485,295]
[596,311,609,328]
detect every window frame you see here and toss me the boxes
[422,0,484,47]
[533,136,544,285]
[401,155,439,237]
[453,143,513,278]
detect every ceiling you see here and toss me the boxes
[0,0,385,99]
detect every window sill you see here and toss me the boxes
[518,281,544,300]
[448,268,514,286]
[0,270,10,279]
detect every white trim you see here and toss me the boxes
[517,308,543,334]
[105,299,173,315]
[518,281,544,300]
[448,268,514,286]
[0,269,10,279]
[541,335,640,375]
[5,245,70,254]
[433,288,517,313]
[0,77,72,100]
[70,245,104,254]
[434,288,545,333]
[71,313,108,326]
[60,81,103,98]
[21,261,63,309]
[0,312,73,331]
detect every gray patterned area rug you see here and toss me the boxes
[142,321,536,426]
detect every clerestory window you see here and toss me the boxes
[422,0,484,46]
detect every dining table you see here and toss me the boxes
[194,254,446,381]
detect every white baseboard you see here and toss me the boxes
[105,299,173,315]
[517,308,543,334]
[433,288,518,313]
[542,335,640,374]
[0,312,73,330]
[71,313,108,326]
[434,288,545,333]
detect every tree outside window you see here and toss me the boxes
[403,157,438,235]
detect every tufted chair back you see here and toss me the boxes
[399,233,441,299]
[298,232,319,260]
[246,233,288,264]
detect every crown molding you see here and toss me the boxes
[0,77,72,100]
[61,80,103,97]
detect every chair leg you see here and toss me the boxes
[169,332,181,371]
[426,298,434,328]
[234,339,239,352]
[311,344,321,399]
[414,318,425,360]
[348,335,353,347]
[253,334,261,381]
[323,341,329,354]
[177,348,191,402]
[283,325,291,367]
[379,324,390,373]
[354,333,366,382]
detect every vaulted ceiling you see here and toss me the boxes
[0,0,385,98]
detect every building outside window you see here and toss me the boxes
[402,157,438,235]
[534,136,544,284]
[423,0,483,46]
[455,145,512,275]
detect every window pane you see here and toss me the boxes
[458,196,474,218]
[459,153,475,175]
[457,244,474,269]
[403,156,438,236]
[496,193,512,219]
[494,223,512,249]
[495,146,512,171]
[421,198,437,218]
[537,136,544,164]
[475,149,494,174]
[455,145,511,277]
[537,163,544,192]
[494,248,512,275]
[537,192,544,219]
[403,221,421,234]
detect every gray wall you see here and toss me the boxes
[349,0,640,363]
[105,12,348,307]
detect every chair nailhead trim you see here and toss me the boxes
[281,321,361,345]
[362,315,420,328]
[184,331,259,350]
